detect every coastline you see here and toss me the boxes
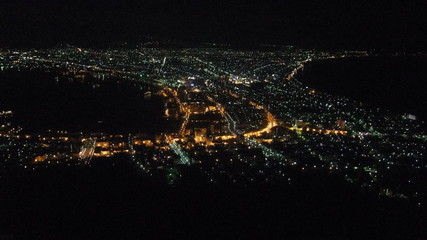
[295,55,427,120]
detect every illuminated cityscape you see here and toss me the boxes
[1,0,427,239]
[1,43,427,238]
[1,46,426,196]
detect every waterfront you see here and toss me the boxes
[0,69,167,134]
[299,56,427,120]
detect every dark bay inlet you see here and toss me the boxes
[0,69,168,134]
[298,56,427,120]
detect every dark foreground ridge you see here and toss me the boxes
[1,157,426,240]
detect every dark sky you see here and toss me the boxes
[1,0,426,49]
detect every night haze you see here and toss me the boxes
[1,1,427,240]
[1,0,427,49]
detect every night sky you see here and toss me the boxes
[1,0,427,49]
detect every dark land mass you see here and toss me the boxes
[0,156,426,240]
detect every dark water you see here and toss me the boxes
[298,56,427,120]
[0,69,168,134]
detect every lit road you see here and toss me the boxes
[161,88,192,164]
[223,111,242,136]
[244,108,277,138]
[79,138,95,164]
[165,135,191,165]
[179,108,191,136]
[162,88,190,136]
[286,57,311,81]
[206,93,242,136]
[209,88,289,163]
